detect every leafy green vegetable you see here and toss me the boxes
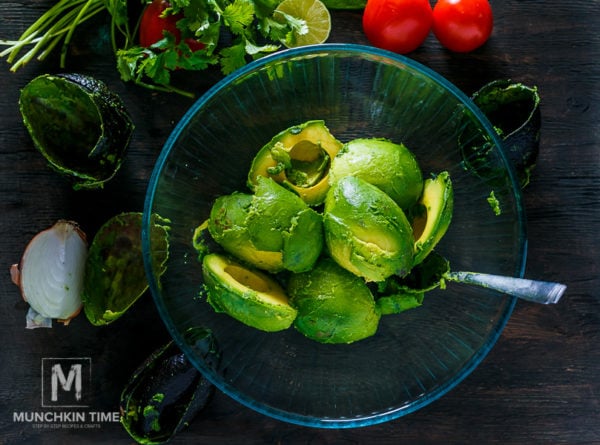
[0,0,310,96]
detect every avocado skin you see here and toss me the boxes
[19,73,134,189]
[119,328,216,444]
[465,79,541,188]
[82,212,169,326]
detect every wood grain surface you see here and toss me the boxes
[1,0,599,444]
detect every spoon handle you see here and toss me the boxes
[445,271,566,304]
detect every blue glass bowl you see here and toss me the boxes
[143,44,526,428]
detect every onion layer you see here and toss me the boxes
[11,220,87,326]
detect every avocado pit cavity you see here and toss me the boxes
[280,140,330,188]
[248,120,343,205]
[223,264,288,306]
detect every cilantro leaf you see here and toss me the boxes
[219,41,248,75]
[223,0,256,35]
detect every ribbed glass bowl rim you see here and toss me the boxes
[142,43,527,429]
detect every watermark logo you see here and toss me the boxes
[41,358,91,408]
[12,357,120,431]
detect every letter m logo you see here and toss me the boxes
[41,358,91,407]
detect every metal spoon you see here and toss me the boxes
[445,271,566,304]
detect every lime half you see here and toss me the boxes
[275,0,332,47]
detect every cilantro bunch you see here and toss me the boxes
[0,0,307,96]
[117,0,304,96]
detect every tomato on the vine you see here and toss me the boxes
[432,0,493,52]
[362,0,433,54]
[139,0,204,51]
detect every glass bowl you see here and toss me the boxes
[142,44,526,428]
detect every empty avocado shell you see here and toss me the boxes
[120,327,218,444]
[461,79,541,188]
[19,73,134,190]
[82,212,170,326]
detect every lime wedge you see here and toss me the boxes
[275,0,332,47]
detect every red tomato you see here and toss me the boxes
[362,0,433,54]
[139,0,204,51]
[432,0,493,52]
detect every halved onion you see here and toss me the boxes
[10,220,87,327]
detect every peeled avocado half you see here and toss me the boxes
[410,172,453,266]
[324,176,414,282]
[247,120,343,206]
[329,138,424,210]
[202,253,297,332]
[288,258,381,344]
[208,176,323,273]
[207,192,284,272]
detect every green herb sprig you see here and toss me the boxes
[0,0,304,96]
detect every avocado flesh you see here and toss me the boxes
[207,192,285,272]
[288,258,381,344]
[324,176,414,282]
[202,253,297,332]
[281,208,324,272]
[208,177,322,273]
[329,138,424,210]
[245,177,323,273]
[247,120,343,206]
[412,172,453,266]
[245,177,308,252]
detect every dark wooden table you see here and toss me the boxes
[1,0,599,443]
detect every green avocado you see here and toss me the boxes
[207,191,285,272]
[329,138,424,210]
[202,253,297,332]
[247,120,343,206]
[410,172,453,266]
[208,178,323,273]
[324,176,414,282]
[288,258,381,344]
